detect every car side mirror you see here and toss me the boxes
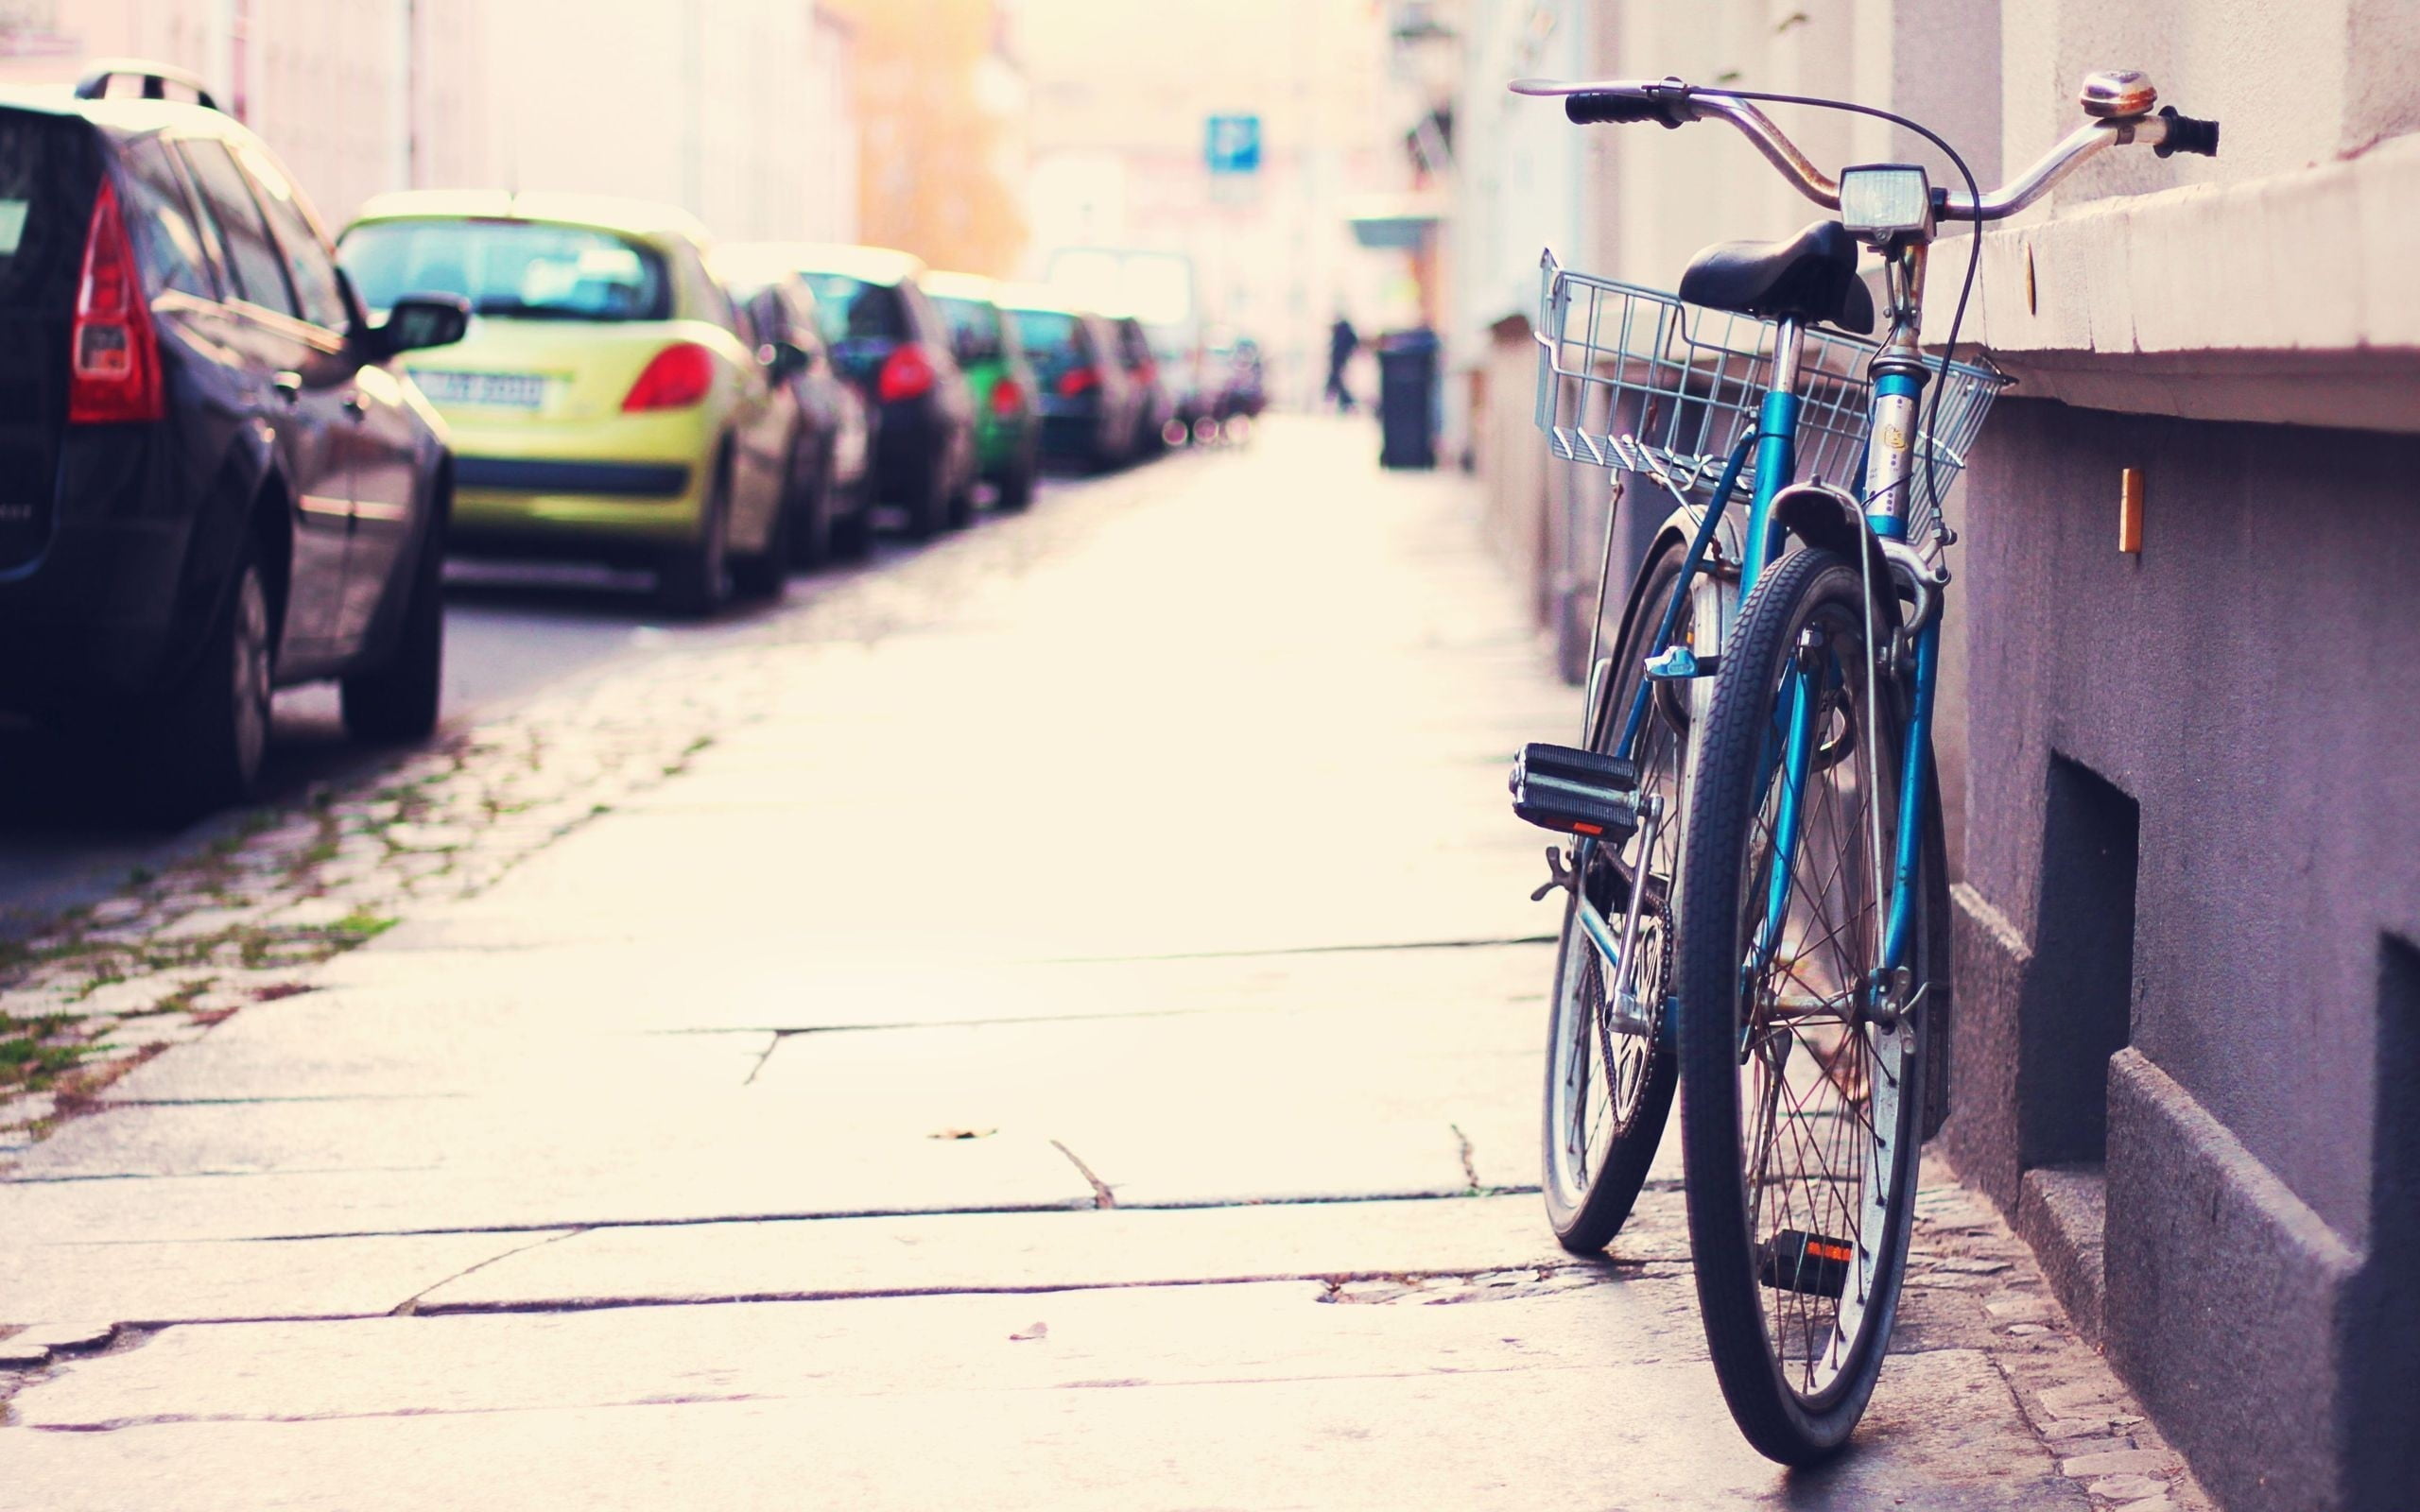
[372,294,472,357]
[763,340,810,382]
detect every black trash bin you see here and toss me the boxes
[1375,328,1440,470]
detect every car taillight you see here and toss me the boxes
[1134,360,1158,387]
[989,376,1025,416]
[621,342,717,411]
[68,180,164,425]
[877,343,936,404]
[1056,366,1098,398]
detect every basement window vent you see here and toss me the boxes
[2020,754,2140,1170]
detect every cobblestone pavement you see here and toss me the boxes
[1,421,2210,1509]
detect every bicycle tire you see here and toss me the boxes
[1540,547,1691,1252]
[1674,546,1938,1463]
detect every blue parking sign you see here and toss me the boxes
[1206,114,1261,175]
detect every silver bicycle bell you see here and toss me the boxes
[2080,69,2157,119]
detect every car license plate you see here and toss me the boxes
[410,369,547,409]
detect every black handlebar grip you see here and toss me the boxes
[1564,92,1684,129]
[2154,105,2220,158]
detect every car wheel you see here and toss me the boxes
[341,502,447,743]
[829,474,872,560]
[731,471,791,602]
[901,449,947,541]
[660,461,734,616]
[945,467,977,531]
[141,537,275,821]
[788,437,836,570]
[994,440,1037,511]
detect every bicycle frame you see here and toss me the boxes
[1589,262,1942,1003]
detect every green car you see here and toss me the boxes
[923,272,1041,510]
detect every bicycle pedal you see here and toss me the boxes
[1509,743,1640,839]
[1757,1229,1854,1298]
[1644,645,1719,679]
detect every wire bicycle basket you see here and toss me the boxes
[1533,249,2009,544]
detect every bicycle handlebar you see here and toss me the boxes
[1513,76,2220,222]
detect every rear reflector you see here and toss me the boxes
[877,343,937,404]
[68,180,164,425]
[621,342,717,411]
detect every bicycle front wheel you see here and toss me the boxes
[1674,547,1939,1463]
[1540,546,1691,1252]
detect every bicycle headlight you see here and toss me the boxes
[1839,163,1934,243]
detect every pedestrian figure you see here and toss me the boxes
[1325,316,1360,412]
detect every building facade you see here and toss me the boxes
[1428,3,2418,1508]
[1012,0,1409,407]
[0,0,497,224]
[1,0,858,241]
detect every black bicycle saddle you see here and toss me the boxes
[1677,220,1876,335]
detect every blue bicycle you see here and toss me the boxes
[1508,70,2218,1461]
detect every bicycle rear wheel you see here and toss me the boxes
[1674,547,1939,1463]
[1540,547,1692,1252]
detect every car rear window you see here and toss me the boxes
[1010,308,1081,356]
[341,218,670,321]
[797,273,907,344]
[930,295,1000,352]
[0,109,95,311]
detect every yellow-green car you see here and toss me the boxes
[339,193,804,613]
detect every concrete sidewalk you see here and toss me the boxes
[0,421,2202,1508]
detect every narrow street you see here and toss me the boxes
[0,508,1013,928]
[0,422,2200,1509]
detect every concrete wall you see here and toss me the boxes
[1945,399,2420,1512]
[2,0,499,224]
[485,0,853,243]
[1429,1,2420,1505]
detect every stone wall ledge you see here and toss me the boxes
[1927,133,2420,433]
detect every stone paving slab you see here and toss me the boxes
[414,1193,1669,1311]
[106,942,1551,1098]
[0,1283,2077,1510]
[1,1230,574,1326]
[295,938,1557,1035]
[0,1133,1094,1243]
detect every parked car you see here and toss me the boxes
[1110,315,1176,457]
[1158,325,1217,445]
[922,272,1041,511]
[1219,335,1269,421]
[0,62,469,817]
[339,192,803,614]
[998,290,1141,472]
[723,243,977,540]
[716,255,873,565]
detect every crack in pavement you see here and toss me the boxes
[411,1261,1677,1317]
[1027,936,1556,966]
[389,1228,587,1316]
[1449,1124,1480,1191]
[9,1186,1557,1245]
[740,1031,782,1087]
[1048,1140,1116,1209]
[84,1094,470,1108]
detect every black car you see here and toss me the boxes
[0,63,468,816]
[1001,293,1142,472]
[718,261,874,567]
[722,243,976,540]
[1110,315,1176,458]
